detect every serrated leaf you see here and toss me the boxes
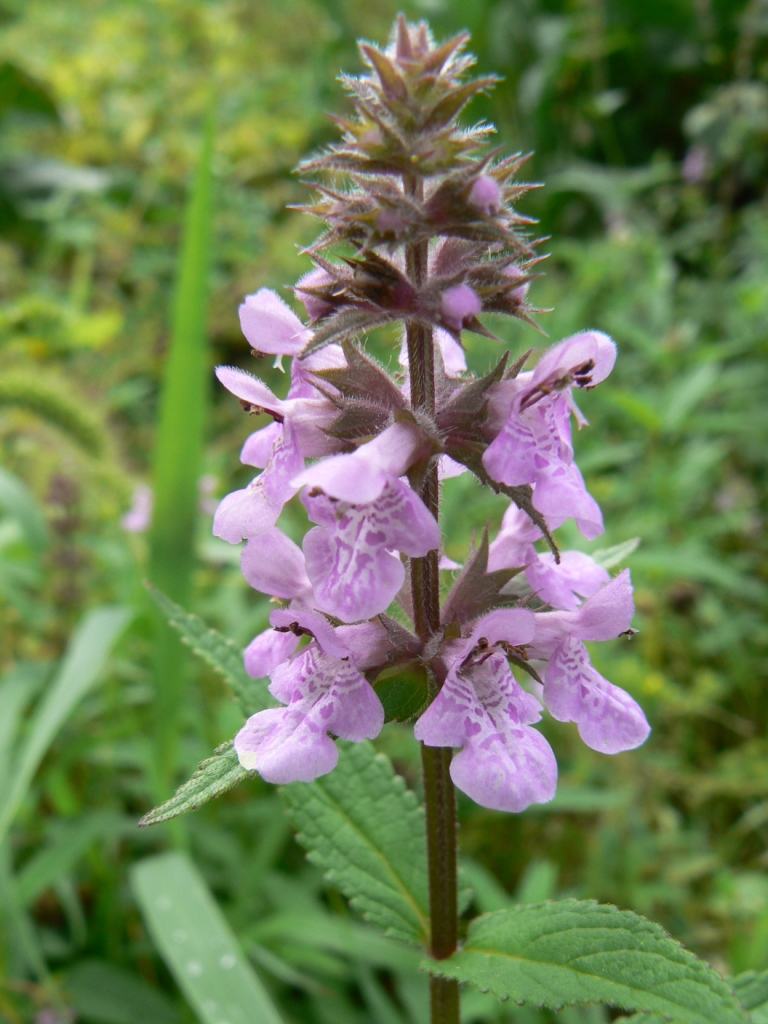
[425,900,749,1024]
[146,584,268,716]
[733,970,768,1022]
[441,527,521,627]
[138,742,250,827]
[281,740,429,947]
[614,1016,669,1023]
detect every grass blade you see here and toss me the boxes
[131,851,285,1024]
[147,106,216,796]
[0,606,130,843]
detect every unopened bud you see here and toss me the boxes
[468,175,502,216]
[503,263,530,301]
[295,268,335,320]
[441,283,481,330]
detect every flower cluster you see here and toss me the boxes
[214,19,649,812]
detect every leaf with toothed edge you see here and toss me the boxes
[146,584,271,717]
[281,740,430,947]
[732,970,768,1022]
[138,742,250,827]
[424,900,750,1023]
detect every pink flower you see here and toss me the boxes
[239,288,312,356]
[415,609,557,812]
[235,639,385,783]
[489,503,610,611]
[302,480,440,622]
[482,331,616,539]
[530,570,650,754]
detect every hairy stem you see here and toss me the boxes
[405,175,460,1024]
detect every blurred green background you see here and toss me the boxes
[1,0,767,1021]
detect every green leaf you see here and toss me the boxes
[591,537,641,569]
[373,661,431,722]
[131,851,285,1024]
[424,899,750,1023]
[0,466,48,551]
[147,105,215,792]
[0,606,130,844]
[148,107,215,605]
[614,1016,673,1023]
[732,970,768,1023]
[65,959,180,1024]
[138,741,250,827]
[15,810,127,905]
[281,741,430,947]
[146,584,269,716]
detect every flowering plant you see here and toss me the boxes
[143,19,756,1024]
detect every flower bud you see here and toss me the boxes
[468,175,502,216]
[295,267,335,320]
[503,263,530,301]
[441,283,481,331]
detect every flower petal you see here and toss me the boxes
[292,421,423,504]
[215,365,284,415]
[213,422,303,542]
[415,653,556,813]
[234,646,384,783]
[302,480,438,622]
[244,628,300,679]
[241,527,312,599]
[544,636,650,753]
[532,330,616,389]
[239,289,312,356]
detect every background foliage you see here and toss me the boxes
[1,0,766,1020]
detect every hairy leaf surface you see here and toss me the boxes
[139,742,249,827]
[281,740,429,947]
[425,900,749,1023]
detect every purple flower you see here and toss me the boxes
[239,288,312,356]
[212,363,345,543]
[468,175,502,216]
[235,639,385,783]
[415,609,557,812]
[502,263,530,301]
[302,479,440,622]
[482,331,616,538]
[530,570,650,754]
[291,420,425,504]
[489,503,610,611]
[214,419,303,543]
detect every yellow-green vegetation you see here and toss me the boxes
[1,1,767,1022]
